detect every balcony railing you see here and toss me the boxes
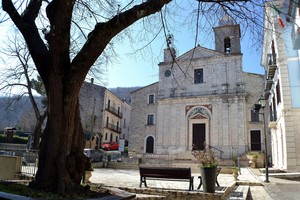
[105,105,123,118]
[106,122,122,133]
[266,53,277,80]
[270,113,277,122]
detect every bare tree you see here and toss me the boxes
[1,0,266,194]
[0,34,47,150]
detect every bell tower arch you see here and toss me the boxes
[213,15,241,54]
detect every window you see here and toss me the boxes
[276,81,281,105]
[251,110,259,122]
[110,133,113,142]
[147,114,154,125]
[224,37,231,53]
[194,68,203,84]
[116,136,118,142]
[105,133,108,140]
[123,118,126,128]
[148,94,155,104]
[107,99,110,108]
[250,130,261,151]
[272,96,277,121]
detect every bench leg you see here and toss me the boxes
[216,179,220,187]
[189,177,194,191]
[197,176,220,190]
[140,176,147,188]
[197,176,202,190]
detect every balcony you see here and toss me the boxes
[265,78,274,91]
[266,53,277,80]
[105,105,123,118]
[106,122,122,133]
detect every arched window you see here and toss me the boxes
[224,37,231,53]
[145,136,154,153]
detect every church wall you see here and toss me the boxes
[129,74,264,159]
[158,54,244,100]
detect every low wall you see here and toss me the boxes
[0,156,22,180]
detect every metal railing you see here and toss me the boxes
[0,148,38,176]
[106,123,122,133]
[105,105,123,118]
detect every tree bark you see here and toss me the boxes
[29,76,86,193]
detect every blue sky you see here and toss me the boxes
[0,22,264,91]
[0,1,265,91]
[104,27,264,89]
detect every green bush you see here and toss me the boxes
[0,134,5,142]
[0,134,28,144]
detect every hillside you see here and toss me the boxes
[109,86,141,104]
[0,87,138,131]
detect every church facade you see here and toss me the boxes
[129,19,264,160]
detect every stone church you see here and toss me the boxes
[129,17,265,160]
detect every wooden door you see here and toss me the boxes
[250,130,261,151]
[193,123,206,150]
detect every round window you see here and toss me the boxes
[164,69,171,77]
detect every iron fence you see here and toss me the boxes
[0,148,38,176]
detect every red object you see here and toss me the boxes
[102,142,119,150]
[278,17,285,28]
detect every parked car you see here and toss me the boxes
[0,150,10,156]
[102,142,119,151]
[84,149,104,162]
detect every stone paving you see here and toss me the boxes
[90,167,300,200]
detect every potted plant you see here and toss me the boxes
[232,156,239,180]
[247,152,258,168]
[192,144,218,193]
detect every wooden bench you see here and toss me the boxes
[197,167,221,190]
[139,166,194,191]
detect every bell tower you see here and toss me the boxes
[213,15,241,54]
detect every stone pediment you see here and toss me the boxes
[190,114,208,119]
[177,45,223,61]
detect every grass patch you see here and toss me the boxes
[0,181,110,199]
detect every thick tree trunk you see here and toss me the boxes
[29,80,86,194]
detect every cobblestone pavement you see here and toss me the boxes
[90,167,300,200]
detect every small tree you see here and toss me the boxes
[0,34,47,150]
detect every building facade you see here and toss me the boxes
[261,0,300,171]
[129,18,264,160]
[79,79,131,149]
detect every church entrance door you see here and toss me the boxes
[192,123,206,150]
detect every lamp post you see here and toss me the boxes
[253,96,269,183]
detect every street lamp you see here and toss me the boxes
[253,95,269,182]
